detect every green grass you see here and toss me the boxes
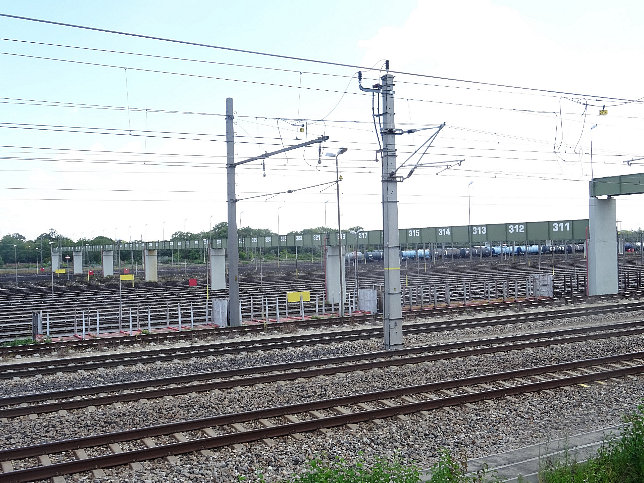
[1,337,52,347]
[539,402,644,482]
[255,401,644,482]
[283,455,420,482]
[248,452,501,482]
[1,337,37,347]
[245,455,421,482]
[427,450,502,482]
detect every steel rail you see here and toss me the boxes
[2,298,642,358]
[2,320,644,417]
[2,302,644,379]
[1,353,643,482]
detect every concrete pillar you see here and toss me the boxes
[358,288,378,313]
[73,250,83,275]
[51,249,62,271]
[102,250,114,276]
[588,197,618,296]
[144,249,158,282]
[210,249,226,290]
[212,299,228,327]
[325,245,346,305]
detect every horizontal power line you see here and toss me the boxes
[2,13,642,105]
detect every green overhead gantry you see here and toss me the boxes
[588,172,644,296]
[589,173,644,197]
[61,218,589,253]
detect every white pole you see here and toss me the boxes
[276,296,280,323]
[264,297,268,323]
[119,277,122,332]
[82,311,85,340]
[178,303,182,331]
[46,312,50,337]
[96,310,100,336]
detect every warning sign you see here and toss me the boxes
[287,291,310,303]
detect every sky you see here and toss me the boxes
[0,0,643,242]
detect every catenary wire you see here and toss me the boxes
[1,13,643,105]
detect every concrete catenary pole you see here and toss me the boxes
[226,98,241,326]
[381,70,403,349]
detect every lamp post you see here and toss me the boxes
[277,205,283,267]
[467,181,474,226]
[324,200,328,227]
[467,181,474,260]
[36,247,39,274]
[49,241,54,296]
[13,244,17,283]
[326,148,348,317]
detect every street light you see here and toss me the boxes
[49,241,55,296]
[467,181,474,260]
[13,244,17,283]
[326,147,348,317]
[324,200,328,227]
[467,181,474,226]
[277,206,283,267]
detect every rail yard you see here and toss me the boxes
[0,253,643,481]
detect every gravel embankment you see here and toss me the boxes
[0,305,642,481]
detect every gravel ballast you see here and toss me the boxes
[0,305,643,481]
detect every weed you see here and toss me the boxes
[540,402,644,482]
[280,454,420,482]
[1,338,35,347]
[427,449,502,482]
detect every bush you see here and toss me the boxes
[427,450,501,482]
[280,455,420,482]
[540,402,644,482]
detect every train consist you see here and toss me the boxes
[400,244,587,260]
[346,242,641,262]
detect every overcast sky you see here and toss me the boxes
[1,0,643,241]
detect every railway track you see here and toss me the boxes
[3,254,642,344]
[1,351,642,482]
[2,319,644,418]
[1,298,642,361]
[3,300,644,378]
